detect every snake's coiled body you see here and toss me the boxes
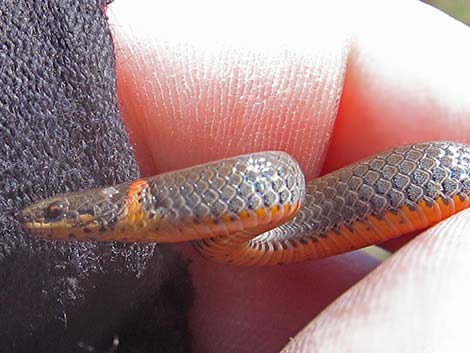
[21,141,470,265]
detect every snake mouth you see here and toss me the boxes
[19,205,49,230]
[20,216,102,240]
[20,208,65,237]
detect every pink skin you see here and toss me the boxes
[107,1,470,352]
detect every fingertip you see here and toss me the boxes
[107,1,351,179]
[323,0,470,173]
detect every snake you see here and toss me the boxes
[20,141,470,266]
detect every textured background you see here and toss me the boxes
[0,1,192,352]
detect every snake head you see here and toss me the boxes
[20,196,72,230]
[19,184,130,241]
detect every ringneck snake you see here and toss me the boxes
[20,141,470,266]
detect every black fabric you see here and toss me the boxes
[0,1,192,352]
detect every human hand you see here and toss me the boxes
[107,1,470,352]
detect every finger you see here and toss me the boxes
[326,0,470,254]
[106,2,356,353]
[107,3,359,353]
[107,1,349,179]
[186,247,379,353]
[282,210,470,353]
[323,0,470,173]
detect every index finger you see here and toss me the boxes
[323,0,470,173]
[109,1,470,180]
[109,1,349,179]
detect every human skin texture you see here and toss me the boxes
[107,0,470,352]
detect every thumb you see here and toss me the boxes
[282,210,470,353]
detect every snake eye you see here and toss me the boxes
[44,201,65,221]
